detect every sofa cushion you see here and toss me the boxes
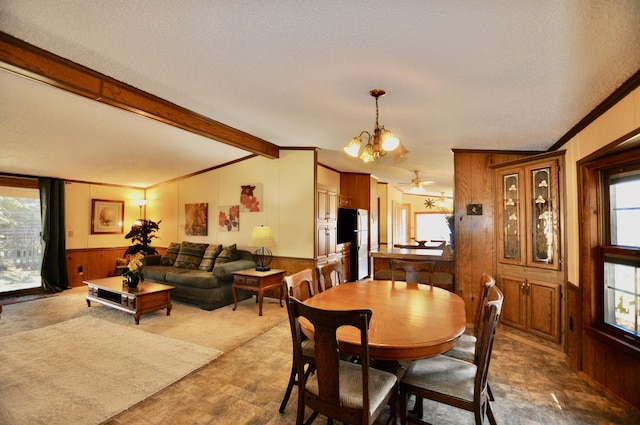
[142,265,171,282]
[174,242,209,269]
[164,268,221,289]
[215,243,238,266]
[199,244,223,271]
[161,242,181,266]
[212,258,257,280]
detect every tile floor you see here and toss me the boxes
[105,318,640,425]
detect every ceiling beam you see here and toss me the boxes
[0,32,279,159]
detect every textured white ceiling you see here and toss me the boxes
[1,1,639,193]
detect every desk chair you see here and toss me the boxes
[316,260,344,292]
[280,269,315,413]
[390,259,435,285]
[288,297,397,425]
[400,285,504,425]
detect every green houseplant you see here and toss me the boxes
[124,219,161,257]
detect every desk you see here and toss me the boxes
[301,280,466,361]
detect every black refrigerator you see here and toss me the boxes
[337,208,369,281]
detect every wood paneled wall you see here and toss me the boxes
[566,282,582,370]
[66,247,129,287]
[65,246,168,287]
[260,256,318,298]
[452,149,535,324]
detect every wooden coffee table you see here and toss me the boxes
[232,268,286,316]
[84,276,175,324]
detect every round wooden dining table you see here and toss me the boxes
[301,280,467,361]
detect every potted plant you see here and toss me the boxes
[124,219,161,257]
[124,252,144,288]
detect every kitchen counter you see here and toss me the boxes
[370,244,455,291]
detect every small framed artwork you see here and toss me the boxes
[466,203,483,216]
[185,203,208,236]
[219,205,240,232]
[91,199,124,234]
[240,183,262,212]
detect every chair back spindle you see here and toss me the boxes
[316,260,344,292]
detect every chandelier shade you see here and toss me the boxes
[343,137,361,157]
[344,89,407,163]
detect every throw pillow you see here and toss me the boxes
[215,243,238,266]
[174,242,209,269]
[161,242,181,266]
[198,244,223,272]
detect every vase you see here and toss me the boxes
[126,274,140,289]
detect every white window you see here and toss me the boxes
[415,213,451,244]
[603,254,640,336]
[600,165,640,339]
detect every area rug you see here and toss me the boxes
[0,316,222,425]
[0,286,288,353]
[0,293,56,306]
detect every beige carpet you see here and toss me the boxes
[0,286,288,352]
[0,316,221,425]
[0,287,287,424]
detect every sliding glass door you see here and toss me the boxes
[0,180,43,293]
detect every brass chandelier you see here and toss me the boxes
[343,89,407,163]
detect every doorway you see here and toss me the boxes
[0,179,43,294]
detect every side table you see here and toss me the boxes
[232,268,286,316]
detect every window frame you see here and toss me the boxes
[579,130,640,349]
[597,246,640,340]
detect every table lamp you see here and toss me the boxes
[249,225,275,271]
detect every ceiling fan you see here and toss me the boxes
[397,170,434,193]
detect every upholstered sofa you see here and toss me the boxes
[141,242,256,310]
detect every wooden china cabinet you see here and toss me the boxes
[493,152,565,343]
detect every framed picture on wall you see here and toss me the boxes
[91,199,124,234]
[240,183,262,212]
[185,203,208,236]
[219,205,240,232]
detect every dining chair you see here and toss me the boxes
[390,259,435,285]
[279,269,316,413]
[316,260,344,292]
[443,273,497,403]
[410,273,496,419]
[444,273,496,363]
[399,285,504,425]
[288,296,398,425]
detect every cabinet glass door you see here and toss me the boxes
[531,167,553,264]
[503,172,521,261]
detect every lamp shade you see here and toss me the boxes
[380,130,400,151]
[393,142,409,159]
[343,137,362,157]
[249,225,275,248]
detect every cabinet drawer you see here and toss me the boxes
[234,275,260,287]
